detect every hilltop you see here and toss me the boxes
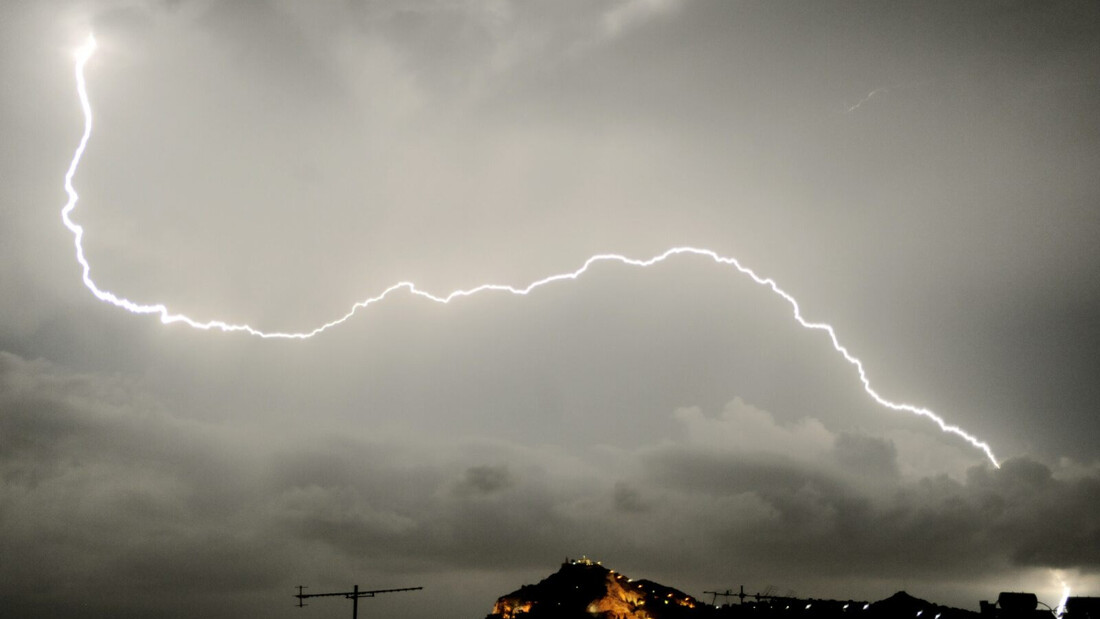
[488,558,699,619]
[485,559,983,619]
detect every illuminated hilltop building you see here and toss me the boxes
[489,558,697,619]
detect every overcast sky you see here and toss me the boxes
[2,1,1099,617]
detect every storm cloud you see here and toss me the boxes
[2,352,1098,616]
[2,1,1099,617]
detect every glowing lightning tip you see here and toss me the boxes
[76,34,97,59]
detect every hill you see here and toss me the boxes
[485,558,982,619]
[488,558,698,619]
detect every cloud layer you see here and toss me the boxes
[2,352,1096,617]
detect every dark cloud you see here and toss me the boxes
[833,432,900,480]
[613,481,649,514]
[5,349,1097,617]
[458,464,514,495]
[0,351,283,615]
[967,459,1100,569]
[629,438,1100,589]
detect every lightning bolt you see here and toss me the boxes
[1055,577,1071,618]
[845,86,888,113]
[846,80,941,114]
[61,35,1001,468]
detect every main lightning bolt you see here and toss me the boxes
[61,35,1001,468]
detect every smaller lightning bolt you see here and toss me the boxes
[846,80,940,114]
[61,35,1000,468]
[1055,578,1071,618]
[846,87,889,113]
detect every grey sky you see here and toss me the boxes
[2,1,1099,617]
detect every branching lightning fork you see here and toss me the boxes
[60,35,1001,468]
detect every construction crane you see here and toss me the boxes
[295,584,423,619]
[704,586,749,606]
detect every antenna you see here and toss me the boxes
[294,584,423,619]
[704,586,749,606]
[703,589,736,606]
[296,585,308,607]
